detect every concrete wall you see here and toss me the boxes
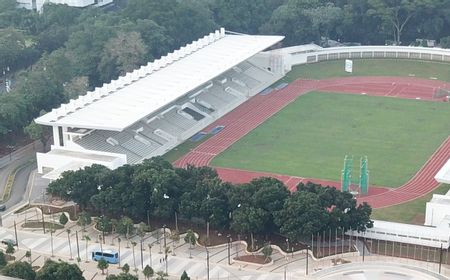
[281,45,450,69]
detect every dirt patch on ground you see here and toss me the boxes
[234,255,270,264]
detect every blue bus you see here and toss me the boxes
[92,249,119,264]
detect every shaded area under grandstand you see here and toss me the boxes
[174,76,450,208]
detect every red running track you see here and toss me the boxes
[174,76,450,208]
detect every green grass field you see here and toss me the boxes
[211,92,450,187]
[281,59,450,82]
[371,184,450,224]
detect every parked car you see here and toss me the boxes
[0,204,6,211]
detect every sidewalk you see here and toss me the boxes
[1,207,449,279]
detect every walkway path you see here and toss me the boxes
[174,77,450,208]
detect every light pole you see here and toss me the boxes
[67,229,73,260]
[118,237,121,267]
[227,234,231,265]
[75,231,80,260]
[206,247,210,280]
[140,238,144,269]
[163,225,168,275]
[286,238,290,252]
[13,221,18,249]
[306,245,309,275]
[148,244,152,267]
[50,228,54,257]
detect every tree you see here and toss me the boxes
[83,235,91,262]
[95,216,113,234]
[275,191,329,242]
[262,243,273,262]
[211,0,284,34]
[304,3,343,44]
[2,261,35,280]
[367,0,427,45]
[121,263,130,274]
[441,36,450,48]
[184,230,197,247]
[36,259,84,280]
[260,0,319,45]
[251,177,290,234]
[62,76,89,101]
[24,113,51,150]
[170,230,180,255]
[77,211,92,231]
[0,251,6,267]
[115,216,135,235]
[0,94,28,137]
[0,27,27,71]
[143,265,154,280]
[25,250,31,264]
[59,213,68,225]
[180,270,190,280]
[98,31,148,82]
[106,273,138,280]
[155,271,167,280]
[97,258,109,275]
[6,242,15,256]
[231,206,269,250]
[47,164,110,209]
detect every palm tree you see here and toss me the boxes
[184,230,197,258]
[122,263,130,274]
[97,258,108,275]
[25,250,31,264]
[170,230,180,256]
[143,264,154,280]
[83,235,91,262]
[67,229,73,260]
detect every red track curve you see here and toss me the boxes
[174,76,450,208]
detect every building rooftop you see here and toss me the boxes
[35,28,283,131]
[435,158,450,184]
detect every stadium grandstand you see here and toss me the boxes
[35,28,285,180]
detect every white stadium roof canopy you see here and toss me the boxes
[36,28,284,131]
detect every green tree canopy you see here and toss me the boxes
[97,258,108,275]
[36,259,84,280]
[106,273,138,280]
[2,261,36,280]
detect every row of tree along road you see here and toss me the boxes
[47,157,373,249]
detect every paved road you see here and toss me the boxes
[6,163,36,209]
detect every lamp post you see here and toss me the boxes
[148,244,152,267]
[50,228,54,257]
[163,225,167,275]
[118,237,121,267]
[13,221,18,249]
[227,234,231,265]
[206,247,210,280]
[140,238,144,269]
[306,245,309,275]
[286,238,290,252]
[75,231,80,260]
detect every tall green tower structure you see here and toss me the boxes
[359,156,369,195]
[341,155,353,192]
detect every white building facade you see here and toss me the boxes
[16,0,112,12]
